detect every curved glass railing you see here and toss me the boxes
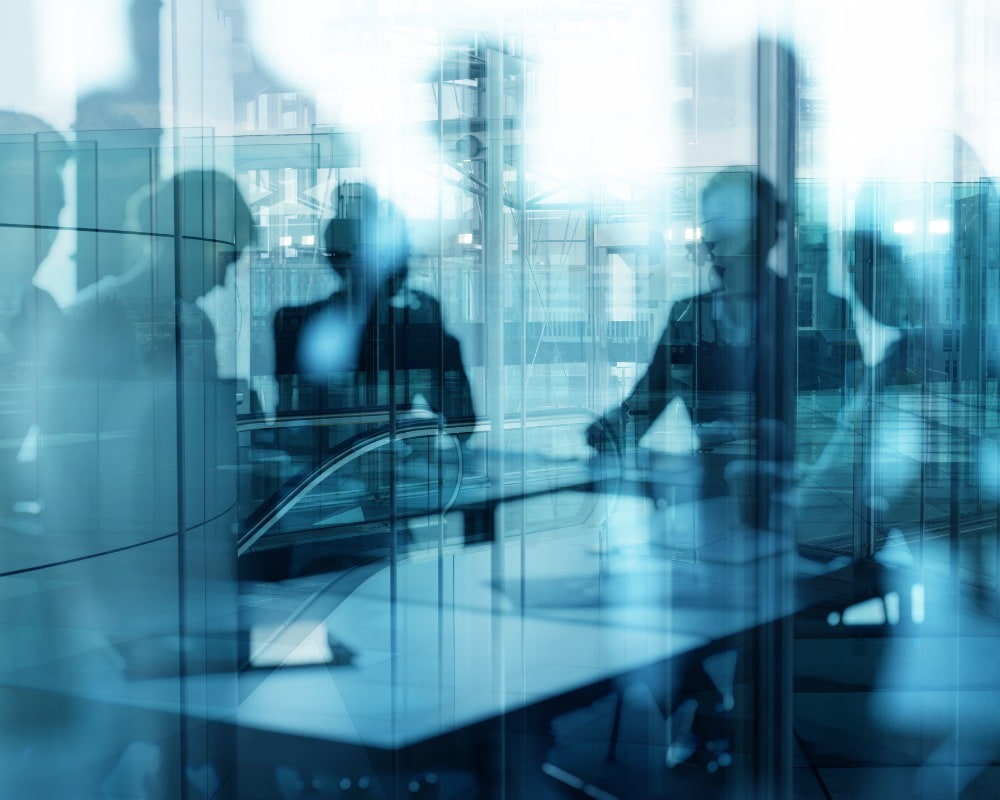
[237,409,619,559]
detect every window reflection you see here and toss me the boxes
[2,3,1000,798]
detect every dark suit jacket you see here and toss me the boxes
[273,286,476,454]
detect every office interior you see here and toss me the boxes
[2,1,1000,798]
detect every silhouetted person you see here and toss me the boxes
[0,111,69,547]
[815,134,1000,799]
[585,168,795,780]
[0,110,73,798]
[55,168,253,581]
[589,167,787,456]
[66,169,252,380]
[273,182,475,468]
[36,169,252,796]
[54,168,253,549]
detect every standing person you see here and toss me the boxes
[57,168,254,541]
[0,112,74,793]
[42,169,253,797]
[0,112,69,529]
[273,182,476,469]
[67,169,253,379]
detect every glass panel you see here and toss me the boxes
[5,1,1000,797]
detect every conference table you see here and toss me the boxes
[229,442,822,796]
[0,425,840,798]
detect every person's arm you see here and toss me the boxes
[439,334,476,442]
[414,295,477,442]
[272,307,296,416]
[587,324,674,451]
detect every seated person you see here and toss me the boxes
[589,168,787,455]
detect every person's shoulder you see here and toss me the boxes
[669,296,701,323]
[275,296,333,327]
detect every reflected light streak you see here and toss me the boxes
[884,591,900,625]
[16,424,40,464]
[979,439,1000,498]
[841,597,886,626]
[911,583,925,624]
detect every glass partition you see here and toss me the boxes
[3,2,1000,798]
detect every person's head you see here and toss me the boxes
[700,167,784,259]
[0,111,69,296]
[129,169,253,303]
[323,182,410,291]
[851,132,992,330]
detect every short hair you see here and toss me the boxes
[702,167,786,249]
[324,182,410,274]
[131,169,253,248]
[129,169,253,299]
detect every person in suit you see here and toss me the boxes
[273,182,476,468]
[588,167,788,456]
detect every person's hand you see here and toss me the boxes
[586,408,626,453]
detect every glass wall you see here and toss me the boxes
[2,1,1000,798]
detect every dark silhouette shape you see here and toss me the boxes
[273,182,475,464]
[63,169,253,384]
[589,167,787,452]
[51,168,252,797]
